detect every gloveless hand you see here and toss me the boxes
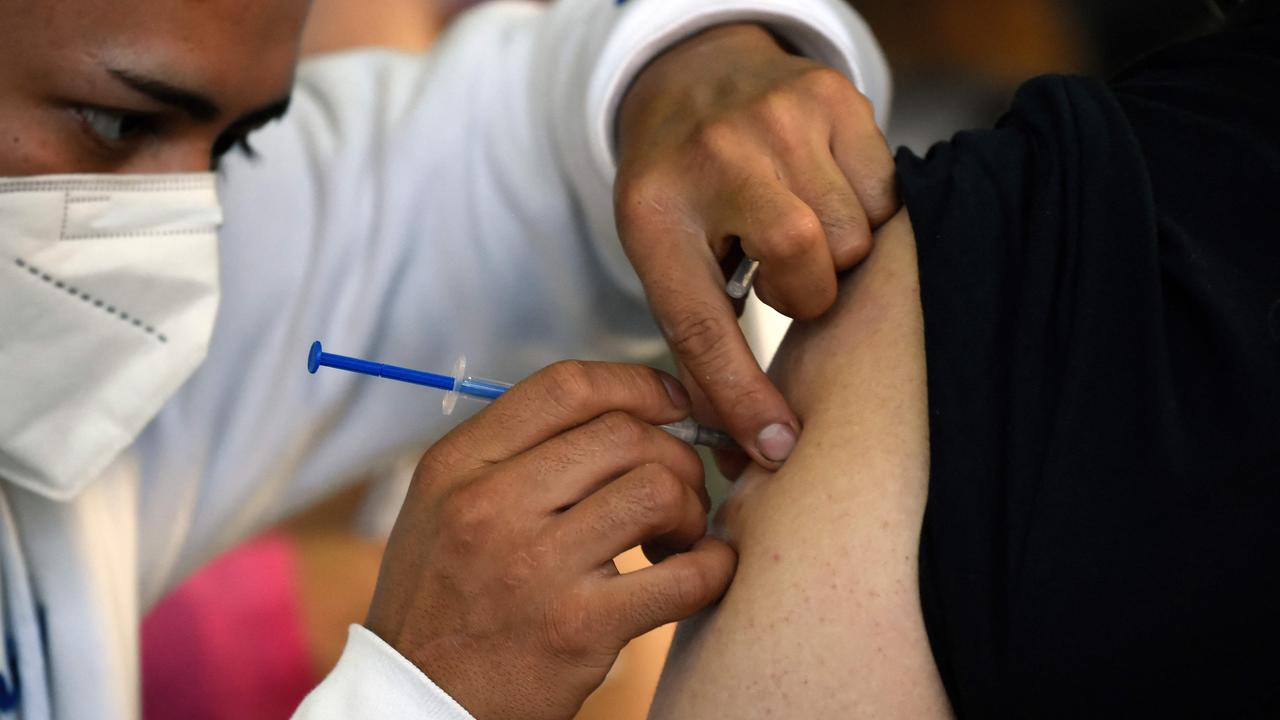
[365,361,736,720]
[616,24,898,470]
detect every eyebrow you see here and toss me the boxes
[108,68,220,121]
[107,67,291,128]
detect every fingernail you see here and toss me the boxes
[659,372,691,411]
[756,423,797,463]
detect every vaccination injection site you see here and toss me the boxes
[1,0,1277,717]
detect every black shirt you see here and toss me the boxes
[898,16,1280,718]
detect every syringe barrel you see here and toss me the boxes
[457,377,510,401]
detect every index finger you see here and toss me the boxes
[624,225,800,468]
[438,361,692,470]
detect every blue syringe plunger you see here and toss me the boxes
[308,340,458,394]
[306,341,736,450]
[308,341,510,416]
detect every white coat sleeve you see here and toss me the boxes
[293,626,474,720]
[542,0,891,299]
[135,0,889,651]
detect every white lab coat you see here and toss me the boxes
[0,0,888,717]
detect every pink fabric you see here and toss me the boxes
[142,532,317,720]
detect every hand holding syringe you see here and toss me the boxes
[307,342,737,450]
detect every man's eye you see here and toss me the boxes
[73,106,156,144]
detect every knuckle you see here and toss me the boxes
[542,597,594,659]
[761,208,824,262]
[850,85,877,117]
[412,449,452,490]
[722,382,773,424]
[803,66,855,102]
[540,360,596,416]
[753,88,802,129]
[864,176,902,224]
[691,119,740,159]
[597,411,649,449]
[822,207,872,265]
[640,560,712,617]
[614,171,675,234]
[441,483,497,538]
[665,307,731,364]
[670,444,706,487]
[815,188,864,233]
[633,465,687,521]
[669,560,715,608]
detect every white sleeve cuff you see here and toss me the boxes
[292,625,475,720]
[554,0,892,300]
[589,0,891,174]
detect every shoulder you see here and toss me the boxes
[896,74,1139,201]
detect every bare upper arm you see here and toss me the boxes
[648,210,952,718]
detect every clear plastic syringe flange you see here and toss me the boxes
[442,355,511,416]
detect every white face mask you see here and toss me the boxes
[0,174,222,500]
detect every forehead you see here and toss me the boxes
[27,0,309,112]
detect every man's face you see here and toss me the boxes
[0,0,310,175]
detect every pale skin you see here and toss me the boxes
[649,210,953,719]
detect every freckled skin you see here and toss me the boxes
[650,212,953,718]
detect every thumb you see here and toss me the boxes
[599,537,738,644]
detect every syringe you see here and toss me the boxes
[726,256,761,300]
[307,341,736,450]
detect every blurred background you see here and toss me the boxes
[139,1,1223,718]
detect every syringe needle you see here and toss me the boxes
[726,256,761,299]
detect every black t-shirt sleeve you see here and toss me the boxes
[897,19,1280,718]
